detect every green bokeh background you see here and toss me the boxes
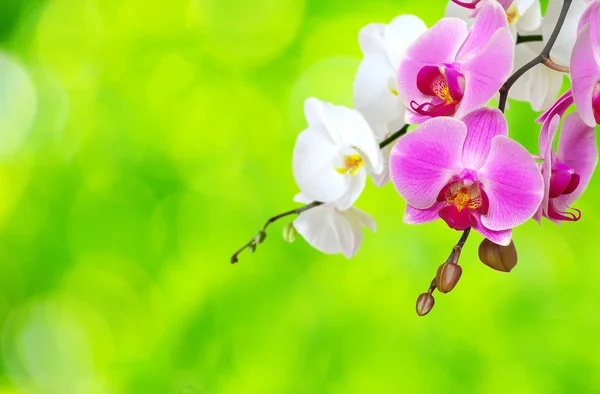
[0,0,599,393]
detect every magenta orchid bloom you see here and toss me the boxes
[396,0,513,124]
[571,1,600,126]
[389,108,543,246]
[534,112,598,223]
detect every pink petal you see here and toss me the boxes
[556,112,599,207]
[403,202,445,224]
[397,18,468,117]
[571,25,600,127]
[456,27,514,118]
[461,108,508,171]
[389,117,466,209]
[477,135,544,231]
[456,0,509,61]
[472,212,513,246]
[536,90,574,125]
[538,115,560,219]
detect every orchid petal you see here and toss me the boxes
[457,27,514,118]
[334,169,367,211]
[472,212,513,246]
[456,0,508,60]
[293,126,349,203]
[478,135,544,230]
[294,205,374,258]
[390,117,466,209]
[556,112,598,207]
[515,0,542,33]
[538,115,560,219]
[461,108,509,171]
[536,90,574,125]
[403,202,446,224]
[571,24,600,127]
[385,15,428,68]
[358,23,386,57]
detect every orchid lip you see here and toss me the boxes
[437,178,490,231]
[450,0,479,9]
[413,65,464,118]
[593,82,600,125]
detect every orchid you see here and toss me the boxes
[231,0,600,316]
[570,1,600,126]
[534,112,598,222]
[389,108,543,246]
[354,15,427,186]
[292,98,383,210]
[397,0,513,123]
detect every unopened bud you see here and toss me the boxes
[248,243,256,254]
[283,222,298,243]
[416,293,435,316]
[255,230,267,244]
[478,238,517,272]
[436,261,463,294]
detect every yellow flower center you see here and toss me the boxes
[336,154,364,176]
[506,5,519,24]
[445,181,483,211]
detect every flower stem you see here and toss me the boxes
[230,124,410,263]
[498,0,573,112]
[542,57,570,73]
[516,34,543,45]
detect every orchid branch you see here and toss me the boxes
[230,123,411,263]
[498,0,573,112]
[516,34,543,45]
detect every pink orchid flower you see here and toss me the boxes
[389,108,543,246]
[396,0,513,124]
[534,112,598,223]
[571,0,600,126]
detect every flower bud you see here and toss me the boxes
[416,293,435,316]
[255,230,267,244]
[248,243,256,254]
[283,222,298,243]
[435,261,463,294]
[478,238,517,272]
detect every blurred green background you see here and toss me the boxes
[0,0,599,393]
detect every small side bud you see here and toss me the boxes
[255,230,267,244]
[283,222,298,243]
[248,243,257,254]
[230,255,239,264]
[435,261,463,294]
[478,238,517,272]
[416,293,435,316]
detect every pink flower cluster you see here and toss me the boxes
[390,0,599,246]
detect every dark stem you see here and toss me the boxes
[230,124,410,263]
[498,0,573,112]
[516,34,543,45]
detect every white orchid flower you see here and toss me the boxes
[292,98,383,211]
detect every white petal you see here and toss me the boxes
[542,0,588,65]
[371,144,393,187]
[294,204,374,258]
[320,103,383,174]
[358,23,386,57]
[516,0,541,33]
[292,125,349,202]
[384,15,428,68]
[334,168,367,210]
[508,42,565,111]
[353,54,404,133]
[293,192,313,204]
